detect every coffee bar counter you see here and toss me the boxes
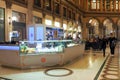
[0,40,85,69]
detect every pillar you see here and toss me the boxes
[27,0,34,25]
[5,0,12,41]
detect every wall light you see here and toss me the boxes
[89,19,92,23]
[78,26,81,32]
[55,21,60,27]
[8,17,12,25]
[45,19,52,25]
[12,16,17,21]
[63,24,67,30]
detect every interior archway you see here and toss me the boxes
[88,18,99,39]
[103,18,113,37]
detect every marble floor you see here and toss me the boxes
[0,46,119,80]
[98,45,120,80]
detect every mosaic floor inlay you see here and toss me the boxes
[98,45,120,80]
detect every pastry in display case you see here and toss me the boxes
[19,40,73,54]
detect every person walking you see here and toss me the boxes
[108,33,117,56]
[101,36,107,57]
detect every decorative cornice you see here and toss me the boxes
[12,0,27,8]
[84,12,120,17]
[65,0,120,17]
[5,0,12,9]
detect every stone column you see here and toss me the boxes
[100,0,103,11]
[86,0,88,11]
[113,0,116,12]
[60,1,63,28]
[82,19,88,40]
[27,0,34,25]
[5,0,12,41]
[119,1,120,11]
[52,16,55,27]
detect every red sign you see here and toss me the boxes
[41,57,46,63]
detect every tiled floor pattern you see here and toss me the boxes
[99,56,120,80]
[0,51,108,80]
[98,45,120,80]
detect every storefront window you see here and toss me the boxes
[33,16,42,24]
[0,8,5,41]
[12,11,26,23]
[12,11,26,40]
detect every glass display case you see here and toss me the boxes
[0,40,84,69]
[19,40,76,55]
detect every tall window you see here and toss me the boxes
[0,8,5,41]
[45,0,51,11]
[12,11,26,23]
[54,2,60,14]
[12,11,26,40]
[63,7,67,17]
[102,0,105,11]
[89,0,100,10]
[68,10,71,19]
[72,12,75,21]
[106,0,110,11]
[33,16,42,24]
[111,1,114,10]
[97,0,100,9]
[91,0,96,9]
[34,0,41,7]
[116,0,119,10]
[88,0,91,10]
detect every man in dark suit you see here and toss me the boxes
[101,36,107,57]
[108,33,117,56]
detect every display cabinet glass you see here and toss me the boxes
[0,40,84,69]
[19,40,76,55]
